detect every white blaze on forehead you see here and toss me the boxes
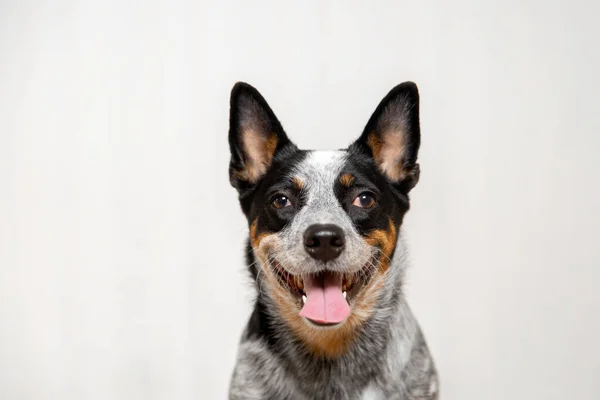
[305,150,346,167]
[291,150,351,229]
[295,150,346,202]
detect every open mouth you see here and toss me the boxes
[270,258,378,326]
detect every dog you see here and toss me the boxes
[227,81,438,399]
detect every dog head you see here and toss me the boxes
[228,82,421,357]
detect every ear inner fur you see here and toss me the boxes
[351,81,421,186]
[367,131,407,182]
[229,82,296,189]
[236,131,279,183]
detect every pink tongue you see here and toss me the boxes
[299,273,350,324]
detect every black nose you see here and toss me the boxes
[303,224,345,262]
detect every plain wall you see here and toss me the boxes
[1,0,599,399]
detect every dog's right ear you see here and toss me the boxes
[228,82,296,190]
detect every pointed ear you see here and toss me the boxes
[228,82,295,189]
[350,82,421,191]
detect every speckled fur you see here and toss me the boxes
[227,82,438,399]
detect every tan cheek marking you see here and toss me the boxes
[235,131,279,183]
[339,173,355,187]
[367,131,406,181]
[249,219,272,249]
[365,218,397,272]
[249,219,391,359]
[250,237,382,358]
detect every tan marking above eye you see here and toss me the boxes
[339,173,355,187]
[291,176,305,191]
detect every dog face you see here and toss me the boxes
[228,82,421,357]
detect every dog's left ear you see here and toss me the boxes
[228,82,296,190]
[350,82,421,192]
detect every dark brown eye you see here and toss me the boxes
[272,195,292,209]
[352,193,376,209]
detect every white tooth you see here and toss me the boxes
[302,295,307,304]
[343,291,347,299]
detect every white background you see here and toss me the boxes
[1,1,599,399]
